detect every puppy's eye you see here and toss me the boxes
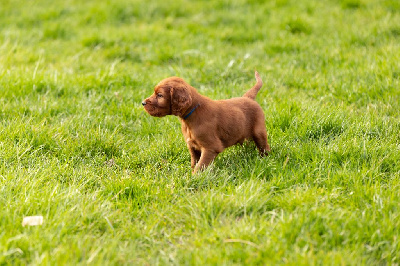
[157,94,163,98]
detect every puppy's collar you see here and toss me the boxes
[183,104,200,120]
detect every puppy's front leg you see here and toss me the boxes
[188,146,201,169]
[194,149,219,173]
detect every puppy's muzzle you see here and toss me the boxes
[141,101,147,106]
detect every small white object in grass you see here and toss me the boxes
[22,216,43,226]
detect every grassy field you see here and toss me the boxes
[1,0,400,264]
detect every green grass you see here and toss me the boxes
[1,0,400,264]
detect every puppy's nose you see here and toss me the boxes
[142,101,147,106]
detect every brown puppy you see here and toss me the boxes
[142,71,271,173]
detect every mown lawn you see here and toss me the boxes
[1,0,399,264]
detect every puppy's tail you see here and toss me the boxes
[243,71,262,100]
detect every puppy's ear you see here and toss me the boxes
[170,86,192,117]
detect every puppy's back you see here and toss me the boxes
[214,97,264,145]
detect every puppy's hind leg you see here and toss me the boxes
[253,125,271,157]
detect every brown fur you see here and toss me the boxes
[142,71,271,173]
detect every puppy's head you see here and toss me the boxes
[142,77,193,117]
